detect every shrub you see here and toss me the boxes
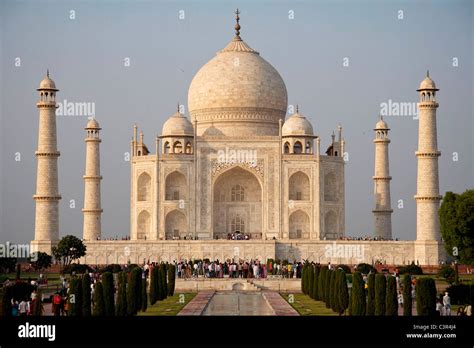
[351,272,366,316]
[62,264,92,275]
[402,274,412,316]
[100,264,122,274]
[337,264,352,274]
[93,282,105,316]
[374,274,386,316]
[398,263,423,275]
[127,268,142,315]
[356,263,376,275]
[416,278,437,316]
[102,272,115,316]
[15,264,21,280]
[437,265,456,284]
[386,276,398,316]
[82,273,92,316]
[366,273,375,315]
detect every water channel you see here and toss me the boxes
[202,292,274,316]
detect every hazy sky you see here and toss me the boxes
[0,0,472,244]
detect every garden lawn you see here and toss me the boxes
[281,293,338,316]
[138,293,196,316]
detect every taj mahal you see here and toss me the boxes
[30,11,445,266]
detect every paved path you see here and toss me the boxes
[177,290,215,316]
[262,291,299,316]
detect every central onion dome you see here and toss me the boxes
[188,10,288,136]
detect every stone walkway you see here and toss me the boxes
[177,290,215,316]
[262,291,299,316]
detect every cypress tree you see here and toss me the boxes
[82,273,92,316]
[416,278,437,316]
[76,277,83,316]
[319,266,327,302]
[308,265,314,299]
[160,264,168,300]
[325,269,332,308]
[67,277,79,317]
[157,266,163,300]
[301,263,307,294]
[351,271,366,316]
[313,265,320,300]
[338,270,349,315]
[116,272,127,316]
[386,275,398,316]
[135,269,143,313]
[367,273,376,315]
[402,274,412,316]
[330,270,337,311]
[127,268,140,315]
[141,278,148,312]
[102,272,115,316]
[374,274,386,316]
[149,266,157,305]
[167,264,176,296]
[93,282,105,316]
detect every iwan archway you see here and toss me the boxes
[212,166,262,239]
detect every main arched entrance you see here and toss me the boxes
[213,166,262,239]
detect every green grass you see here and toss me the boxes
[281,293,338,316]
[138,293,196,316]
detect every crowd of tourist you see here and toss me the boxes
[227,232,250,240]
[337,235,398,241]
[173,259,303,279]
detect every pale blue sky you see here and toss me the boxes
[0,0,472,243]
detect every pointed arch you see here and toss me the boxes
[165,171,186,200]
[137,210,151,240]
[289,171,310,201]
[165,209,187,239]
[137,172,151,201]
[289,210,310,239]
[293,141,303,154]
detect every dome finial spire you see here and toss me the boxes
[177,102,180,113]
[296,104,299,113]
[427,69,430,78]
[234,8,241,38]
[47,69,50,78]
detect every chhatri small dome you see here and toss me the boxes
[417,70,438,91]
[86,118,100,129]
[375,117,388,130]
[37,70,58,91]
[162,110,194,137]
[282,108,313,136]
[188,10,288,136]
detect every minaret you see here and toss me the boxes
[372,117,393,239]
[32,71,61,253]
[415,71,441,242]
[82,118,103,241]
